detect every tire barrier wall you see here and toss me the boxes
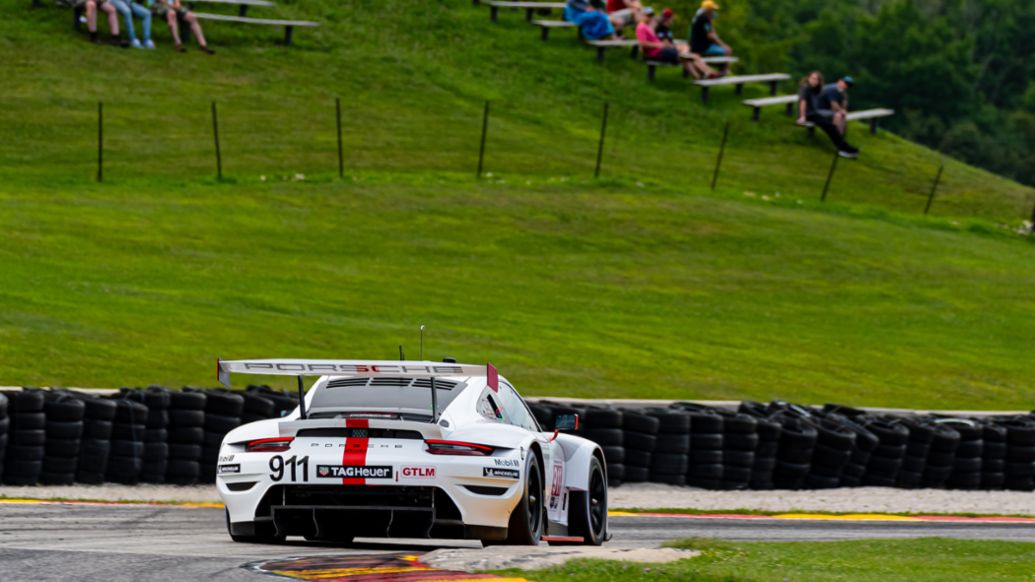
[1,388,1034,491]
[528,400,1035,491]
[0,385,297,486]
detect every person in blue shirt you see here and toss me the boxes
[564,0,618,41]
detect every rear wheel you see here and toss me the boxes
[225,509,285,544]
[566,455,607,545]
[498,454,544,545]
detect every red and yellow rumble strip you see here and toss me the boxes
[608,510,1035,524]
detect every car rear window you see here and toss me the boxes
[309,376,466,418]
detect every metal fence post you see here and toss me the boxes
[335,97,344,178]
[96,101,103,183]
[924,161,943,215]
[710,122,729,191]
[211,101,222,181]
[210,101,222,179]
[594,101,609,179]
[820,152,839,202]
[476,100,490,179]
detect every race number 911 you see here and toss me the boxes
[269,455,309,482]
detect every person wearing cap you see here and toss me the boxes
[635,8,717,80]
[605,0,642,34]
[798,71,859,158]
[689,0,731,58]
[655,7,675,41]
[818,76,854,135]
[564,0,618,41]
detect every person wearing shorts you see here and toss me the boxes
[77,0,122,45]
[636,8,715,79]
[605,0,640,34]
[688,0,731,57]
[151,0,213,53]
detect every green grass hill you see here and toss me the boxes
[1,0,1034,409]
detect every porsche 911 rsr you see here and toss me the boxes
[215,359,608,545]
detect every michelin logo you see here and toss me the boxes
[483,467,520,479]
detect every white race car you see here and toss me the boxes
[215,359,608,546]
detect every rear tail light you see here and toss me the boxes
[424,439,494,456]
[245,437,294,453]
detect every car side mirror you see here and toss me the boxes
[554,413,579,432]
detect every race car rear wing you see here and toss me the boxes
[217,358,497,422]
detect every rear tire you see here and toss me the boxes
[500,454,544,545]
[565,455,607,545]
[225,509,285,544]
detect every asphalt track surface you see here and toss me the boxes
[3,503,1035,581]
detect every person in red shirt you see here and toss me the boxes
[635,8,717,79]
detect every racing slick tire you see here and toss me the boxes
[562,455,607,545]
[491,454,545,546]
[225,509,285,544]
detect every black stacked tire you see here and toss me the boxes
[166,390,206,485]
[0,393,9,483]
[2,389,46,485]
[895,417,937,488]
[74,392,116,484]
[920,421,960,488]
[581,407,624,486]
[126,386,172,483]
[645,408,690,486]
[717,410,756,490]
[241,390,277,425]
[939,419,983,489]
[619,408,660,483]
[860,417,909,487]
[738,402,780,490]
[806,416,856,489]
[199,388,244,483]
[829,413,878,487]
[770,413,816,489]
[678,406,723,489]
[981,421,1007,489]
[997,417,1035,491]
[41,392,85,485]
[245,385,299,418]
[105,397,147,484]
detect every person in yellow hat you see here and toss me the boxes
[689,0,732,58]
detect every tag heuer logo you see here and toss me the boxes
[316,465,393,479]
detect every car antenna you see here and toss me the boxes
[419,324,426,361]
[398,345,405,360]
[296,375,308,419]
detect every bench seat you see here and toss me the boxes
[487,1,565,22]
[693,73,790,103]
[586,39,639,62]
[531,19,576,41]
[186,0,274,17]
[192,12,319,45]
[799,108,896,135]
[743,94,798,121]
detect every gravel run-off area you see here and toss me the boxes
[2,483,1034,515]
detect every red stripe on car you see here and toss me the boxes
[342,419,370,485]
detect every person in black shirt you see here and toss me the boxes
[688,0,731,57]
[797,71,858,158]
[818,76,853,135]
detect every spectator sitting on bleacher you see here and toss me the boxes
[564,0,617,41]
[655,6,674,40]
[688,0,731,58]
[797,71,858,159]
[605,0,641,35]
[636,8,717,80]
[151,0,214,54]
[110,0,154,49]
[79,0,122,45]
[818,75,854,136]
